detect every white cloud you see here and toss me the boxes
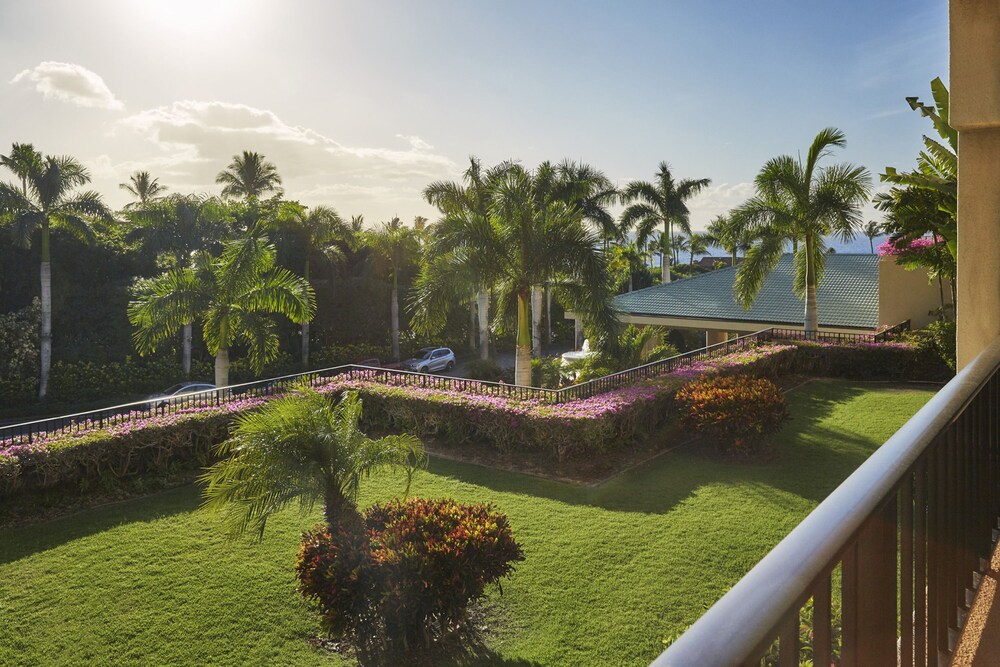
[687,182,755,230]
[108,100,454,219]
[10,61,124,110]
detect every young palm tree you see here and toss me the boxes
[274,204,349,367]
[216,151,282,200]
[734,128,871,337]
[366,218,420,362]
[416,162,616,386]
[201,387,425,537]
[128,231,315,386]
[0,154,112,400]
[671,234,689,265]
[620,163,711,283]
[120,170,167,209]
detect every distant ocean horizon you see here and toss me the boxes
[667,234,891,267]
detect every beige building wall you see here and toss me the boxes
[951,0,1000,369]
[877,257,953,330]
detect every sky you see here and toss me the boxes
[0,1,949,231]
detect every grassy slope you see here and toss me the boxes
[0,380,934,667]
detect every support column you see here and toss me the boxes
[951,0,1000,369]
[705,329,727,346]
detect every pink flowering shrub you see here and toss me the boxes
[0,397,266,498]
[877,236,942,257]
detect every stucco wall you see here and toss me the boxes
[877,256,952,330]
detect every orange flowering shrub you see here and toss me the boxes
[295,498,524,653]
[674,375,789,458]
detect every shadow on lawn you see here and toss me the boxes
[0,484,201,566]
[430,380,886,516]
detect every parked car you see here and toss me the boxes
[147,382,216,409]
[402,347,455,373]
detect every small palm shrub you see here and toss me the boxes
[296,498,525,654]
[675,375,789,458]
[530,357,563,388]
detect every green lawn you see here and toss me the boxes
[0,379,935,667]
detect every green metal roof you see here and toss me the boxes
[613,254,880,329]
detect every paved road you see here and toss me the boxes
[445,345,573,378]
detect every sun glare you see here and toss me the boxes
[132,0,253,39]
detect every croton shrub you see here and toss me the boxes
[296,498,525,653]
[675,375,790,458]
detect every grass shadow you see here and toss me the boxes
[425,379,923,515]
[0,483,202,565]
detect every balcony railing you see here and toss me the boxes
[651,335,1000,667]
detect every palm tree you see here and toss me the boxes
[216,151,282,201]
[128,230,315,387]
[671,234,689,265]
[0,143,42,196]
[421,157,505,360]
[621,163,711,283]
[706,214,750,266]
[120,171,167,209]
[416,162,617,386]
[274,204,348,367]
[0,154,112,400]
[554,160,620,246]
[126,194,231,376]
[688,232,712,265]
[862,220,883,254]
[366,218,420,362]
[201,387,425,537]
[734,128,871,337]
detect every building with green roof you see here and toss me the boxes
[568,254,949,346]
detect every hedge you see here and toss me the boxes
[0,340,947,500]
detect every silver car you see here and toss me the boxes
[402,347,455,373]
[147,382,217,409]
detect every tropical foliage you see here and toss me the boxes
[0,149,113,399]
[733,128,871,336]
[201,387,425,536]
[620,162,711,283]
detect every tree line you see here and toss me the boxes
[0,78,956,400]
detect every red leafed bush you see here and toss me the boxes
[295,498,525,653]
[674,375,789,458]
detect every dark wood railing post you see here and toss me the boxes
[841,496,897,667]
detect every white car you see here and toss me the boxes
[147,382,217,408]
[402,347,455,373]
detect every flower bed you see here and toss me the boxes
[0,339,945,500]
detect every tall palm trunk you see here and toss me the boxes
[182,322,192,377]
[38,225,51,400]
[803,236,819,337]
[531,285,543,358]
[477,290,489,360]
[301,258,311,368]
[546,285,552,345]
[731,246,737,266]
[515,292,532,386]
[390,270,400,361]
[662,221,671,283]
[215,348,230,387]
[468,293,477,351]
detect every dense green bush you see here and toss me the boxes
[782,340,951,381]
[675,375,789,458]
[295,498,524,653]
[531,357,564,388]
[461,358,504,382]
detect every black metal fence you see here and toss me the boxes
[651,334,1000,667]
[0,321,912,447]
[765,319,911,344]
